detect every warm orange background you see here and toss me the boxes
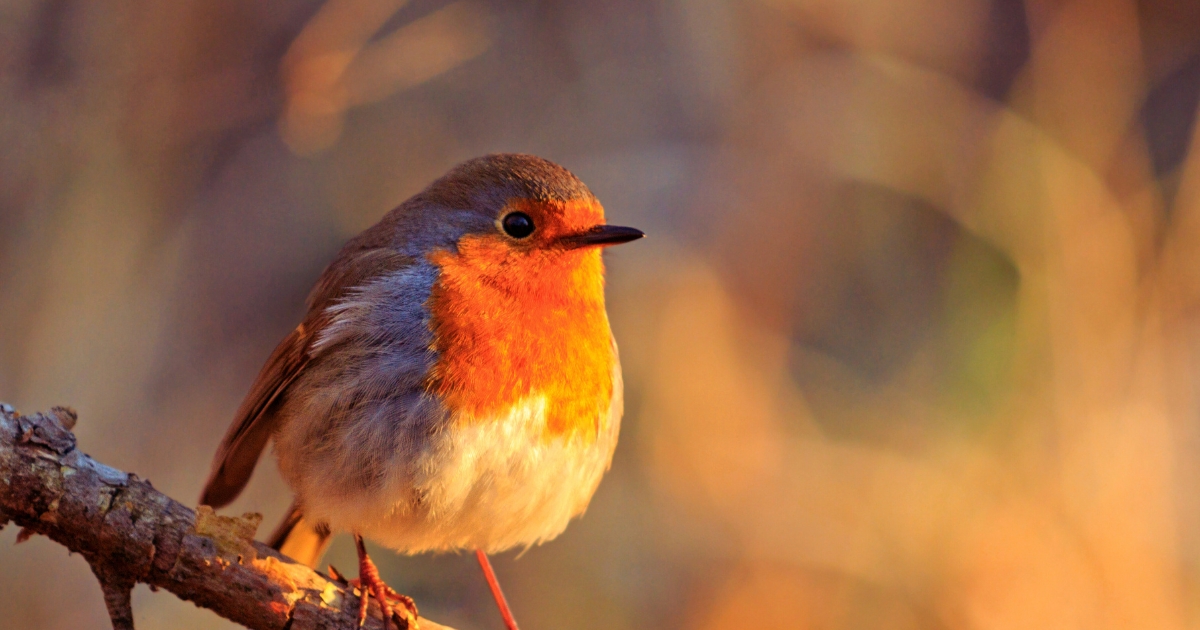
[5,1,1200,629]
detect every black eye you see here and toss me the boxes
[502,212,535,238]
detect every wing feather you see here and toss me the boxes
[198,247,414,507]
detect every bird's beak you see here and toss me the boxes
[559,225,645,249]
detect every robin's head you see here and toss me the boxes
[371,153,641,305]
[391,153,641,267]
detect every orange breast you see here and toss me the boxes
[425,235,615,442]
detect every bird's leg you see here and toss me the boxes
[476,550,521,630]
[351,534,420,630]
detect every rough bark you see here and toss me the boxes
[0,403,455,630]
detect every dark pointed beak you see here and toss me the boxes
[559,225,645,249]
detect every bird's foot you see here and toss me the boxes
[353,575,418,630]
[338,535,419,630]
[350,535,417,628]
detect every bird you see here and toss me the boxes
[198,153,642,630]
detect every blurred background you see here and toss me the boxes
[4,0,1200,628]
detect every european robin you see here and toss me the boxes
[199,154,642,630]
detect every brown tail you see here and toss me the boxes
[268,500,333,569]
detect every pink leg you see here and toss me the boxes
[475,550,520,630]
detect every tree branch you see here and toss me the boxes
[0,404,456,630]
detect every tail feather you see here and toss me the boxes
[268,501,332,569]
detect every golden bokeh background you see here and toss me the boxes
[5,0,1200,628]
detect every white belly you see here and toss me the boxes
[299,391,620,554]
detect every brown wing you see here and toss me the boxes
[198,323,310,507]
[198,247,414,508]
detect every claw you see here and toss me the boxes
[394,606,420,630]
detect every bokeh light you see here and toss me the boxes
[5,1,1200,629]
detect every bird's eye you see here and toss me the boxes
[502,212,535,238]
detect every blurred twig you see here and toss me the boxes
[0,404,455,630]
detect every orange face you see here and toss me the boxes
[425,198,617,442]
